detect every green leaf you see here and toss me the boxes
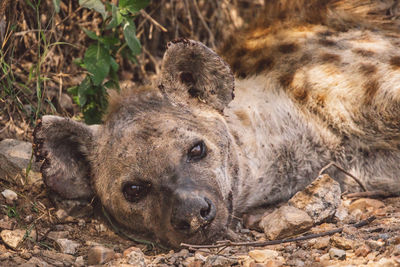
[106,4,123,29]
[67,86,78,96]
[77,76,92,106]
[82,28,98,40]
[123,19,141,55]
[99,36,119,46]
[119,0,149,13]
[73,58,85,68]
[84,44,111,86]
[84,104,103,124]
[52,0,60,13]
[110,57,119,72]
[79,0,107,19]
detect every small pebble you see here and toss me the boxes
[1,189,18,204]
[87,246,115,265]
[75,256,85,267]
[329,248,346,260]
[56,238,80,255]
[249,249,279,263]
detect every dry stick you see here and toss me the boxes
[344,190,399,199]
[318,162,367,192]
[180,216,376,249]
[192,0,216,50]
[140,10,168,32]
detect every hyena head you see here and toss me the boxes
[33,39,238,247]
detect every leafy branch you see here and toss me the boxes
[52,0,149,124]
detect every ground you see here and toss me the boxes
[0,141,400,266]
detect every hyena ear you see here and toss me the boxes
[159,39,235,112]
[33,115,98,200]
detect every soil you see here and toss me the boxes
[0,167,399,266]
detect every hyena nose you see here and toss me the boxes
[170,191,216,234]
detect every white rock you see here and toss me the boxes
[260,205,313,240]
[75,256,85,267]
[87,246,115,265]
[1,189,18,203]
[329,248,346,260]
[25,256,51,267]
[248,249,279,263]
[288,174,341,224]
[55,209,68,220]
[56,238,80,255]
[47,231,69,241]
[1,229,36,249]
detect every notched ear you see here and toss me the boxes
[33,115,98,200]
[159,39,235,111]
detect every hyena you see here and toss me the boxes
[34,0,400,247]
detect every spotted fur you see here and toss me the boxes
[34,0,400,247]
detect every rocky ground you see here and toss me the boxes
[1,138,400,267]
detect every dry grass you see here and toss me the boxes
[0,0,264,141]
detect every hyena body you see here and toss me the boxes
[34,0,400,247]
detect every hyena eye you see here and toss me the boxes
[122,182,151,202]
[187,141,207,162]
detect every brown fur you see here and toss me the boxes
[34,1,400,249]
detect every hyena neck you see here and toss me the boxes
[225,76,339,213]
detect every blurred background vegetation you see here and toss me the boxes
[0,0,263,140]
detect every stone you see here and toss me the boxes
[0,139,41,185]
[265,260,284,267]
[0,139,39,171]
[330,235,355,250]
[366,240,385,250]
[0,218,16,230]
[23,257,51,267]
[349,198,385,213]
[123,247,146,267]
[1,189,18,204]
[329,248,346,260]
[41,250,75,266]
[24,215,33,223]
[47,231,69,241]
[87,246,115,265]
[288,174,341,224]
[194,251,208,261]
[55,209,68,221]
[335,204,349,222]
[174,248,190,258]
[204,255,238,266]
[0,229,36,249]
[393,244,400,256]
[95,223,107,232]
[311,236,330,249]
[260,205,313,240]
[55,238,80,255]
[248,249,279,263]
[355,244,371,257]
[372,257,400,267]
[20,251,32,259]
[75,256,85,267]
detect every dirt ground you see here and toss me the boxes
[0,168,400,266]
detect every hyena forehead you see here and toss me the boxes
[105,86,228,138]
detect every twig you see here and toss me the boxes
[319,162,367,192]
[181,216,376,249]
[192,0,216,50]
[140,10,168,32]
[344,190,399,199]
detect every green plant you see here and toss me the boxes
[64,0,149,124]
[6,205,19,219]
